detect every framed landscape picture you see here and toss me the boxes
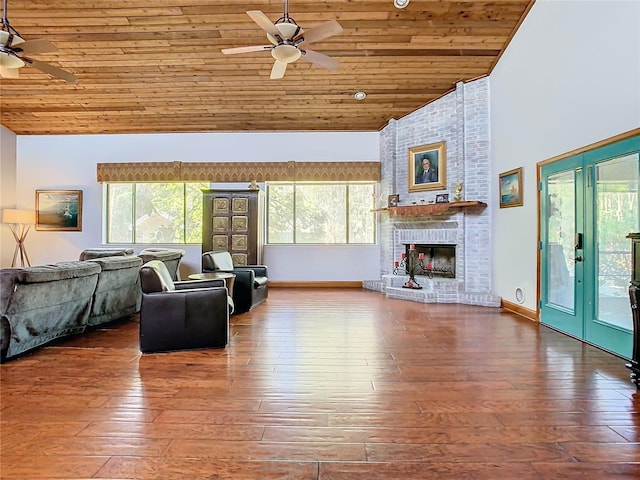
[499,167,523,208]
[408,141,446,192]
[36,190,83,231]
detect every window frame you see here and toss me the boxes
[104,182,208,245]
[265,181,377,245]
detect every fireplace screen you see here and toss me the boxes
[404,244,456,278]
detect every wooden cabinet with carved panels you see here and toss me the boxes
[202,189,264,266]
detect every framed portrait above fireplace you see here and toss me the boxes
[408,141,446,193]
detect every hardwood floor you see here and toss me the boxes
[1,288,639,479]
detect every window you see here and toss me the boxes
[266,182,376,244]
[106,183,208,244]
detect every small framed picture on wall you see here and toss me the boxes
[388,194,399,207]
[498,167,523,208]
[35,190,83,231]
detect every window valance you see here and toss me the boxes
[97,161,380,183]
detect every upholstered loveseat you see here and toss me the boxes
[0,255,143,361]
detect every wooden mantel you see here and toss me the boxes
[374,201,487,217]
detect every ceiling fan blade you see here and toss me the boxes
[297,20,343,45]
[246,10,280,38]
[270,60,287,79]
[20,38,57,55]
[28,59,77,83]
[301,49,339,71]
[0,66,20,79]
[221,45,272,55]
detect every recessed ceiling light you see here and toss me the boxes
[354,91,367,101]
[394,0,410,9]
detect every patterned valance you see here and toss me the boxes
[97,162,182,182]
[293,162,379,181]
[180,162,295,182]
[97,161,380,183]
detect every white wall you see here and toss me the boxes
[490,0,640,310]
[0,126,18,267]
[14,131,381,280]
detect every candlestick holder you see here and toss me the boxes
[393,245,433,289]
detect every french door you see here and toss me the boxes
[540,135,640,358]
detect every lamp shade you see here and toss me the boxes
[2,209,36,224]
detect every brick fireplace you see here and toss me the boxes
[363,214,500,306]
[362,78,501,307]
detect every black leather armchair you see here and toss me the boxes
[138,260,231,353]
[202,250,268,314]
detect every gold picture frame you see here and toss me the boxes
[408,141,447,192]
[35,190,83,231]
[499,167,523,208]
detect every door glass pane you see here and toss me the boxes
[547,170,575,311]
[596,153,639,330]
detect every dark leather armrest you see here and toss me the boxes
[142,287,227,308]
[174,279,225,290]
[233,265,267,277]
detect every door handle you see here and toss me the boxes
[574,256,583,262]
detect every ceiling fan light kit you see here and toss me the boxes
[0,0,76,82]
[0,48,24,68]
[271,44,301,63]
[222,0,343,79]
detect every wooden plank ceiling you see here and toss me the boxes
[0,0,533,135]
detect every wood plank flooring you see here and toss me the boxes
[1,288,639,479]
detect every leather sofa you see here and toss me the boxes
[138,260,230,353]
[202,250,268,314]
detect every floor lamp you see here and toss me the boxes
[2,209,36,267]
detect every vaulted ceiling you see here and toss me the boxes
[0,0,533,135]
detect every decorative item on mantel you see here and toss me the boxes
[248,180,260,190]
[453,183,463,202]
[393,244,433,289]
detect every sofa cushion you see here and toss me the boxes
[3,262,101,284]
[86,255,143,271]
[79,248,134,261]
[138,248,185,262]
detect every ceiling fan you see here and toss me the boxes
[0,0,76,82]
[222,0,343,79]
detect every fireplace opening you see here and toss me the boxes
[404,244,456,278]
